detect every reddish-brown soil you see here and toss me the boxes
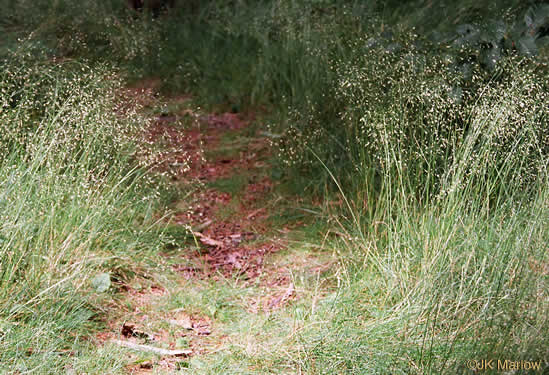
[142,106,285,282]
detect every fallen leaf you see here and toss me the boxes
[267,283,295,310]
[226,252,243,269]
[92,273,111,292]
[192,321,211,336]
[166,318,193,330]
[139,361,153,369]
[121,323,135,338]
[121,323,155,341]
[193,232,223,247]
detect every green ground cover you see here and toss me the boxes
[0,0,547,373]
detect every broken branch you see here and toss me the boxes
[111,339,192,357]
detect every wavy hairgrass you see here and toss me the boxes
[0,53,165,373]
[289,49,548,373]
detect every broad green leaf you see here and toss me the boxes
[92,273,111,293]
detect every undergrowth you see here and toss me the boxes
[1,0,548,373]
[0,48,170,373]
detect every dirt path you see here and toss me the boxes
[95,83,333,374]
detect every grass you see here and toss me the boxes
[0,49,172,373]
[1,0,548,373]
[99,252,331,373]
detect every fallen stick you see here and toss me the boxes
[112,340,192,357]
[246,207,266,220]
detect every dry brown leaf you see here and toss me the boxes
[121,323,155,341]
[193,232,223,247]
[267,283,295,310]
[166,318,193,330]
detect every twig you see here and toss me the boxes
[246,207,266,220]
[112,340,192,357]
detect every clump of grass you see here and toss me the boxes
[278,32,548,198]
[255,5,547,371]
[0,49,168,373]
[287,52,548,372]
[295,178,548,373]
[1,1,547,373]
